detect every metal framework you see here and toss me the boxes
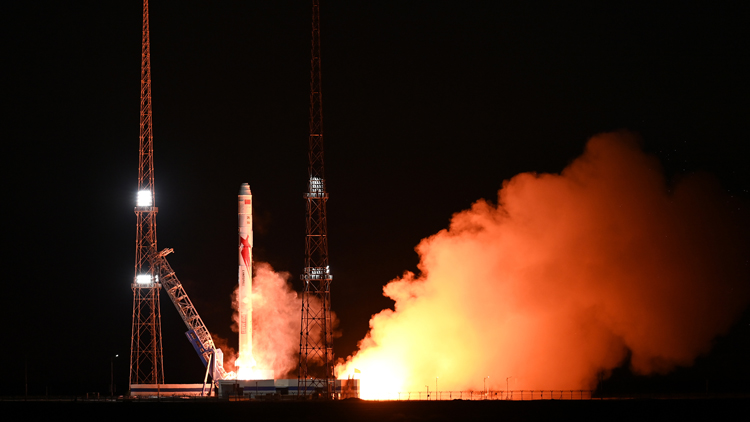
[299,0,335,398]
[157,249,233,381]
[130,0,164,386]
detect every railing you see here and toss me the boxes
[395,390,595,401]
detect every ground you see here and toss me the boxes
[3,398,747,422]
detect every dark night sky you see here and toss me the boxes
[4,1,748,395]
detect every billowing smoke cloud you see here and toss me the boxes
[250,263,302,378]
[336,132,750,398]
[210,333,238,375]
[227,263,300,378]
[226,262,333,378]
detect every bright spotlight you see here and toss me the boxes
[137,190,152,207]
[136,274,152,284]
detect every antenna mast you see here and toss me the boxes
[299,0,335,398]
[130,0,164,387]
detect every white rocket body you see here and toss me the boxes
[237,183,256,372]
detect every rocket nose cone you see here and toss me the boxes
[239,183,251,195]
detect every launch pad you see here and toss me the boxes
[128,379,359,399]
[217,379,360,399]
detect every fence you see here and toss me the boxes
[395,390,595,401]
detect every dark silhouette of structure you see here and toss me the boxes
[299,0,335,399]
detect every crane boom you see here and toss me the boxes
[156,248,235,381]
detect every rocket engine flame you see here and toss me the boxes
[337,132,750,399]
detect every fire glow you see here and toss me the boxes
[337,132,750,400]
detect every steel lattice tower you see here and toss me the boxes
[130,0,164,387]
[299,0,334,398]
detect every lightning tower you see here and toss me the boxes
[130,0,164,386]
[299,0,335,398]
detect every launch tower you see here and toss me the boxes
[130,0,164,386]
[298,0,335,398]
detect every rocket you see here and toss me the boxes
[237,183,256,370]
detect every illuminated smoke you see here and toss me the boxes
[250,263,302,377]
[336,132,750,399]
[210,333,238,375]
[228,262,331,378]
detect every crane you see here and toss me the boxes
[157,249,235,389]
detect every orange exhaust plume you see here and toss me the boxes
[336,132,750,399]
